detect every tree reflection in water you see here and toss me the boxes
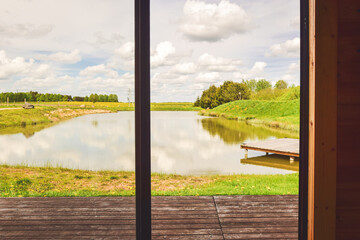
[200,117,298,145]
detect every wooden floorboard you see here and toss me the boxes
[0,195,298,239]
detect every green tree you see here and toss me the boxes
[275,80,288,90]
[199,85,219,109]
[255,79,272,92]
[216,81,250,105]
[108,94,118,102]
[244,79,257,92]
[39,94,45,102]
[194,96,200,107]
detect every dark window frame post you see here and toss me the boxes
[299,0,309,239]
[135,0,151,239]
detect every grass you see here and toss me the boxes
[0,102,200,131]
[0,165,298,197]
[29,101,201,111]
[200,99,300,132]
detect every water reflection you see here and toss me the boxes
[0,112,296,175]
[0,123,57,138]
[241,154,299,171]
[200,118,298,144]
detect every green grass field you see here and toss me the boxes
[0,102,200,129]
[0,165,298,197]
[200,99,300,132]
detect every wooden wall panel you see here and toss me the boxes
[336,0,360,239]
[308,0,338,239]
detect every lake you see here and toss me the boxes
[0,111,298,175]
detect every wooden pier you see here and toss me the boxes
[0,196,298,239]
[241,138,299,161]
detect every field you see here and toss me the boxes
[0,165,299,197]
[200,99,300,132]
[0,102,200,129]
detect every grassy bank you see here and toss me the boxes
[0,106,112,129]
[200,99,300,132]
[0,165,298,197]
[0,102,200,130]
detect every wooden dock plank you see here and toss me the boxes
[0,196,298,239]
[241,138,300,157]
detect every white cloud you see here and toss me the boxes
[112,41,135,71]
[114,41,180,69]
[151,41,177,68]
[265,37,300,58]
[13,75,72,91]
[290,16,300,28]
[198,53,241,72]
[288,62,300,73]
[188,83,205,90]
[79,64,118,78]
[115,41,134,60]
[233,61,267,80]
[0,50,34,79]
[180,0,252,42]
[195,72,220,83]
[152,72,189,85]
[0,23,53,39]
[171,62,197,74]
[45,49,81,64]
[93,31,124,45]
[280,62,300,83]
[79,72,134,92]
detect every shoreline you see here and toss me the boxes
[0,165,299,197]
[199,110,299,134]
[199,99,300,133]
[0,102,201,131]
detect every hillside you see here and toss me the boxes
[200,99,300,132]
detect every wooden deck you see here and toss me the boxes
[0,196,298,239]
[241,138,299,161]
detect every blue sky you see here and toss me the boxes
[0,0,300,102]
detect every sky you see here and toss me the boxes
[0,0,300,102]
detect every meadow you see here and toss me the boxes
[0,165,298,197]
[0,102,200,129]
[200,99,300,132]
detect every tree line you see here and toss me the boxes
[0,91,119,103]
[194,79,290,109]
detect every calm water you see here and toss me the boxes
[0,112,298,175]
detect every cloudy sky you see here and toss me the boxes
[0,0,300,102]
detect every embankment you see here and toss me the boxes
[200,99,300,132]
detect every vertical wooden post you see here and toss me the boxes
[7,97,9,106]
[299,0,310,237]
[135,0,151,239]
[308,0,337,239]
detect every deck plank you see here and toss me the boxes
[241,138,300,157]
[0,196,298,239]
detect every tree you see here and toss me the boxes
[275,80,288,90]
[244,79,257,92]
[217,81,250,105]
[108,94,118,102]
[255,79,272,92]
[39,94,45,102]
[199,85,219,109]
[194,96,200,107]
